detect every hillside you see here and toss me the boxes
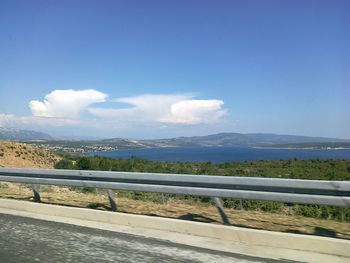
[0,141,59,168]
[0,127,53,141]
[26,132,350,154]
[100,132,350,149]
[138,133,350,147]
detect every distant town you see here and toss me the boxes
[31,142,119,153]
[26,140,350,155]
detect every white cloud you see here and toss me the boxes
[1,91,227,137]
[0,113,80,128]
[0,114,17,127]
[89,93,226,125]
[161,99,226,124]
[29,89,107,118]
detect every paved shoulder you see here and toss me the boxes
[0,213,281,263]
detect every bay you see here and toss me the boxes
[90,147,350,163]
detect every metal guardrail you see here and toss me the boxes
[0,168,349,224]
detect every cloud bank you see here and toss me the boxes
[1,89,228,136]
[89,93,226,125]
[29,89,107,118]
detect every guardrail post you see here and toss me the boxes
[239,199,244,210]
[107,189,117,211]
[32,184,41,203]
[212,197,230,225]
[161,193,165,204]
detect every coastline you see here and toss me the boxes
[89,146,350,163]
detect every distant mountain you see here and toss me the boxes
[110,132,350,148]
[0,127,53,141]
[55,135,106,141]
[101,138,150,149]
[19,132,350,153]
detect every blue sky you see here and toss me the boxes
[0,0,349,139]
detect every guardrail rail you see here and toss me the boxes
[0,168,349,224]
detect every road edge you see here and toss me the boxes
[0,198,349,262]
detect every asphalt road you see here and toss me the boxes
[0,213,281,263]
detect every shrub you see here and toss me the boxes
[54,156,350,222]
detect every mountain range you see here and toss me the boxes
[1,127,349,148]
[0,127,53,141]
[102,132,350,148]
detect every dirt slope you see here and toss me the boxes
[0,140,59,168]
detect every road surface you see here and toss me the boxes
[0,213,281,263]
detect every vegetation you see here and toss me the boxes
[54,156,350,222]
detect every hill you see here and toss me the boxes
[0,141,59,168]
[34,132,350,153]
[102,132,350,148]
[0,127,53,141]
